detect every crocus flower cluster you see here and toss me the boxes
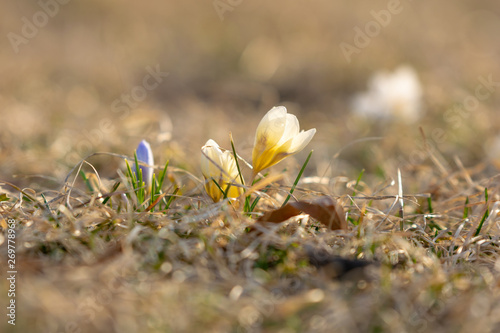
[201,106,316,202]
[131,106,316,203]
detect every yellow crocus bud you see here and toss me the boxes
[252,106,316,175]
[201,139,242,202]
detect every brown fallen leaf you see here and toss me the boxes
[258,196,348,230]
[257,203,302,224]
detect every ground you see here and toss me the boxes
[2,1,500,332]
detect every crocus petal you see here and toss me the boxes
[288,128,316,154]
[220,151,239,180]
[276,113,300,146]
[254,106,287,147]
[257,144,293,172]
[201,139,223,179]
[135,140,154,188]
[257,106,287,132]
[204,181,222,203]
[136,140,154,165]
[226,183,242,199]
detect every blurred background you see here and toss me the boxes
[5,2,500,332]
[2,0,500,188]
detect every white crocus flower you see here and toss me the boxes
[201,139,242,202]
[352,65,423,123]
[135,140,154,188]
[252,106,316,175]
[486,135,500,160]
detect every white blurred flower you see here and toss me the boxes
[135,140,154,188]
[201,139,242,202]
[252,106,316,175]
[352,65,423,123]
[486,135,500,160]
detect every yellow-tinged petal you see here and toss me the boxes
[288,128,316,154]
[254,106,287,147]
[252,106,316,175]
[201,139,221,178]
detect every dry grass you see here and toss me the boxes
[2,1,500,332]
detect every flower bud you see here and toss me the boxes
[201,139,242,202]
[135,139,154,188]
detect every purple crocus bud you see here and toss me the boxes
[135,139,154,188]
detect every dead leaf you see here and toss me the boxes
[258,196,348,230]
[289,196,347,230]
[257,204,301,223]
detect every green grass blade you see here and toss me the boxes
[475,188,490,236]
[40,193,51,212]
[79,170,94,193]
[134,152,146,203]
[125,159,137,184]
[281,150,313,207]
[244,196,251,212]
[158,160,169,190]
[102,181,121,206]
[427,196,433,214]
[137,168,145,206]
[352,169,365,197]
[165,187,179,210]
[223,183,231,200]
[150,173,157,212]
[229,134,245,186]
[245,173,268,213]
[134,152,141,189]
[250,196,261,212]
[463,197,469,219]
[475,209,489,236]
[229,133,250,210]
[211,178,225,198]
[249,184,272,211]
